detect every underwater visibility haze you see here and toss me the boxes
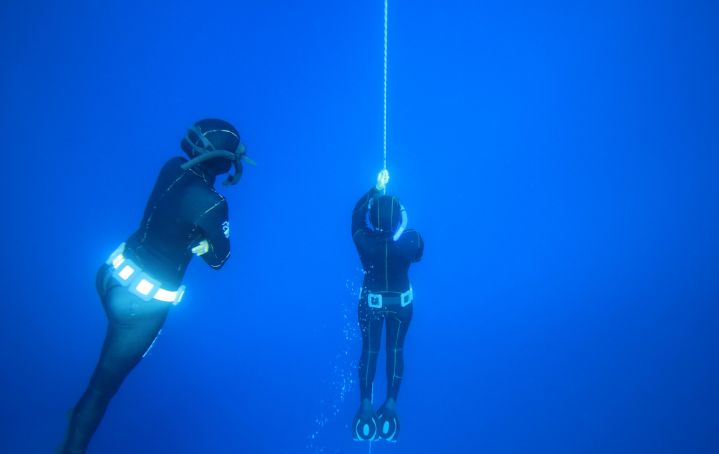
[0,0,718,453]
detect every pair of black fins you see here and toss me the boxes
[352,399,400,442]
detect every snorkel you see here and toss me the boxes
[180,123,255,186]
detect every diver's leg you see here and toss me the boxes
[376,303,413,442]
[384,303,413,401]
[353,296,384,440]
[61,283,169,453]
[357,299,383,401]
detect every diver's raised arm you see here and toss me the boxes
[352,187,379,237]
[194,197,231,269]
[410,230,424,262]
[352,170,390,237]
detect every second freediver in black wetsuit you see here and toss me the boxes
[59,118,254,454]
[351,170,424,443]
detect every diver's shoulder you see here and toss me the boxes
[162,156,188,171]
[153,156,189,184]
[155,156,188,180]
[189,187,226,219]
[193,184,226,204]
[400,229,422,243]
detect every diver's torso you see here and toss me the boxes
[358,233,415,294]
[124,157,223,288]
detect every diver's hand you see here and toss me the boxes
[376,169,390,191]
[192,240,209,256]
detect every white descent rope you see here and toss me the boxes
[383,0,388,171]
[370,5,389,449]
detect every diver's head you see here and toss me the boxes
[369,195,403,234]
[180,118,253,185]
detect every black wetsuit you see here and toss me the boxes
[61,157,230,454]
[351,188,424,402]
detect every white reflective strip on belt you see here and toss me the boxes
[135,278,155,296]
[111,253,125,269]
[118,264,136,281]
[105,243,186,305]
[401,287,413,307]
[366,287,413,308]
[368,293,383,308]
[154,286,185,305]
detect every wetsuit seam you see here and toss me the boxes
[140,171,189,245]
[196,199,230,268]
[188,167,208,183]
[393,319,402,387]
[198,199,225,219]
[385,240,389,291]
[188,167,221,198]
[365,318,372,395]
[186,225,199,247]
[189,167,224,202]
[210,250,230,269]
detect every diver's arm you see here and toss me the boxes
[351,187,380,237]
[401,229,424,262]
[195,198,231,269]
[413,231,424,262]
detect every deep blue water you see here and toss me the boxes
[1,1,718,453]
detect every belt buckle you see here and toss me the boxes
[106,242,126,267]
[128,272,161,302]
[106,244,183,305]
[368,293,383,309]
[400,288,413,307]
[112,258,140,286]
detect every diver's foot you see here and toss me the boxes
[56,439,85,454]
[56,444,85,454]
[352,399,378,441]
[376,399,400,442]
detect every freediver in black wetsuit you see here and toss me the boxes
[59,118,254,454]
[351,170,424,443]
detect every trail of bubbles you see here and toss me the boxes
[305,277,362,453]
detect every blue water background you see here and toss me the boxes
[1,1,718,452]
